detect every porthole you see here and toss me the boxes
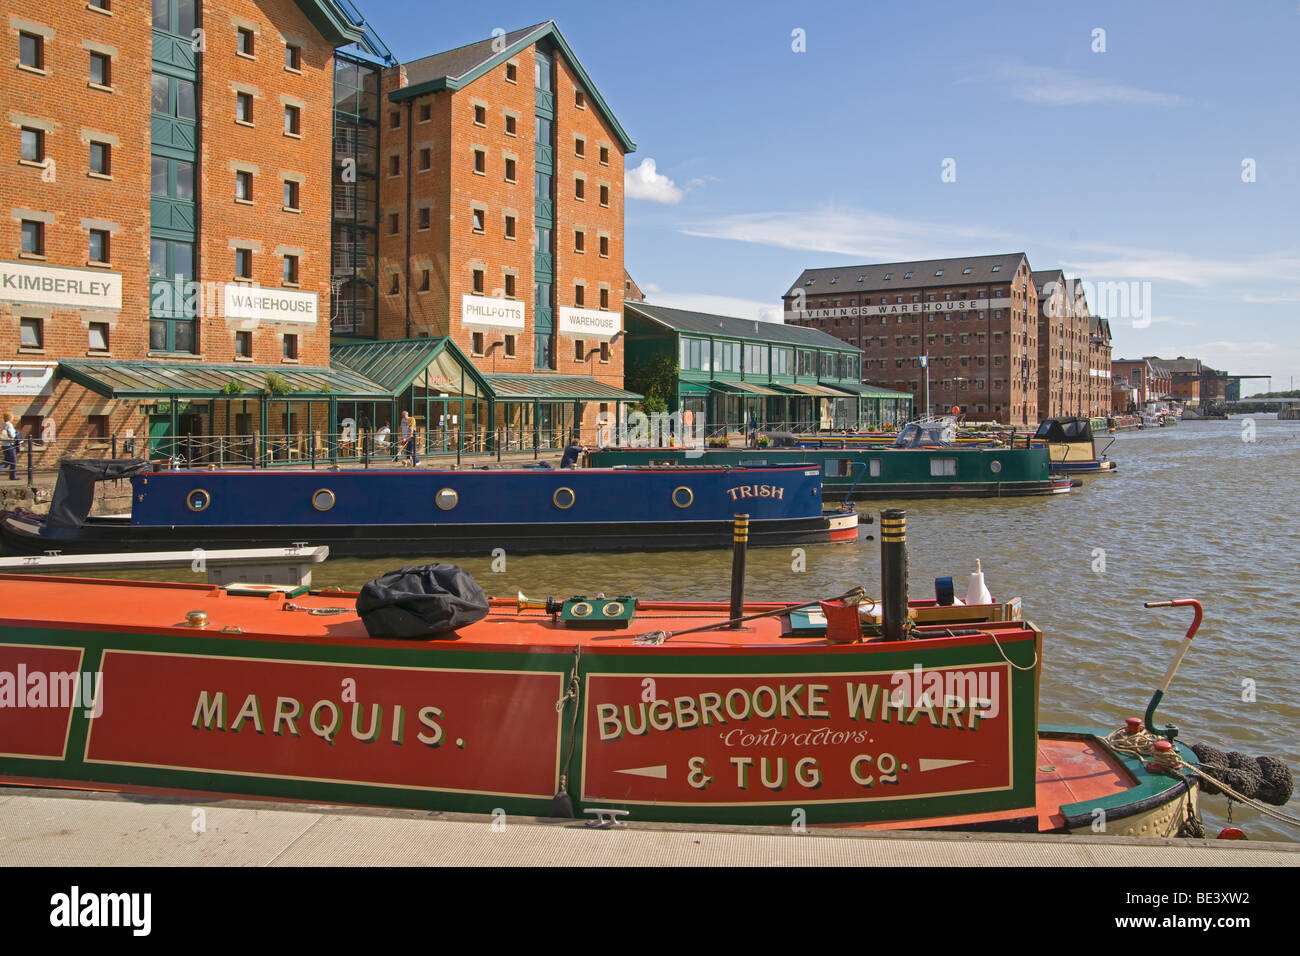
[602,601,625,617]
[312,488,336,512]
[435,488,458,510]
[990,460,1003,474]
[671,486,694,508]
[569,601,592,617]
[185,489,210,512]
[553,486,576,509]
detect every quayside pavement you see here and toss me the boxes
[0,788,1295,867]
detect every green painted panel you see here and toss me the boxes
[535,88,555,114]
[150,115,197,153]
[535,198,554,221]
[534,252,552,280]
[150,196,197,236]
[151,30,197,72]
[534,142,554,169]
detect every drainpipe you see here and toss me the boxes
[404,99,413,340]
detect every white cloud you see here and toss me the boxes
[642,290,785,324]
[625,159,684,204]
[680,207,1012,260]
[985,66,1189,108]
[1059,244,1300,288]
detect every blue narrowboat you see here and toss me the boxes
[0,460,859,557]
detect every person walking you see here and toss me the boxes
[2,413,19,480]
[400,410,418,466]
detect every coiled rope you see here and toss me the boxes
[1105,727,1300,829]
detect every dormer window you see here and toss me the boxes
[991,265,1001,272]
[829,277,838,284]
[804,279,815,286]
[903,271,912,279]
[935,269,944,276]
[963,267,973,274]
[856,275,865,281]
[883,273,893,280]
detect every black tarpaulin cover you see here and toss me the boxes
[48,459,151,528]
[356,564,490,639]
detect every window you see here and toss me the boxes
[600,341,610,363]
[234,248,252,278]
[419,269,430,292]
[418,103,431,122]
[575,89,586,109]
[472,331,485,354]
[574,178,584,199]
[283,334,299,359]
[599,146,609,165]
[19,32,43,71]
[283,254,299,284]
[991,265,1001,272]
[574,339,586,361]
[472,268,484,293]
[599,287,609,309]
[419,148,431,171]
[930,458,958,477]
[389,154,400,176]
[235,170,252,201]
[599,184,609,206]
[237,27,254,56]
[20,317,43,348]
[473,149,485,174]
[153,0,196,35]
[283,180,300,210]
[574,284,585,306]
[418,207,430,230]
[20,220,43,256]
[504,273,516,297]
[235,330,251,357]
[389,212,400,234]
[505,62,517,83]
[389,110,400,129]
[20,127,43,163]
[505,157,516,182]
[236,91,253,123]
[575,138,585,158]
[505,114,517,135]
[574,230,585,252]
[89,141,111,175]
[473,105,486,126]
[389,273,399,294]
[88,229,110,263]
[504,334,516,358]
[285,43,301,70]
[599,235,609,257]
[472,209,484,232]
[89,52,112,87]
[284,105,301,135]
[504,214,516,238]
[88,322,110,351]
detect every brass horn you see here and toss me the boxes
[517,592,562,615]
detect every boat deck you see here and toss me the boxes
[1,787,1293,867]
[0,573,1004,652]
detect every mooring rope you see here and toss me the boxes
[1105,727,1300,829]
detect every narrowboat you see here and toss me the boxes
[0,459,858,557]
[588,432,1071,499]
[0,518,1206,837]
[1030,417,1118,474]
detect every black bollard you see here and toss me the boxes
[728,513,749,627]
[880,509,908,642]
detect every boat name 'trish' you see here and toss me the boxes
[724,484,784,501]
[190,691,444,746]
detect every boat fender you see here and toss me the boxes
[1191,744,1294,805]
[356,564,490,639]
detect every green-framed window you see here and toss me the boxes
[151,72,196,119]
[150,156,194,199]
[152,0,196,37]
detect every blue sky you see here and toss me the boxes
[362,0,1300,395]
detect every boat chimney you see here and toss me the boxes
[880,509,908,641]
[728,513,749,627]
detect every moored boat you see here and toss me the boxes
[0,459,858,557]
[588,434,1071,499]
[1030,417,1118,474]
[0,519,1217,836]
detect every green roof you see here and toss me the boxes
[294,0,367,47]
[829,382,913,398]
[331,337,490,395]
[626,302,862,353]
[58,360,389,400]
[389,21,636,153]
[484,374,641,401]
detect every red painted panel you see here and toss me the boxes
[581,665,1013,806]
[0,644,86,759]
[86,651,564,799]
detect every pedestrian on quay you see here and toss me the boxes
[2,412,18,480]
[400,410,418,466]
[560,435,587,469]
